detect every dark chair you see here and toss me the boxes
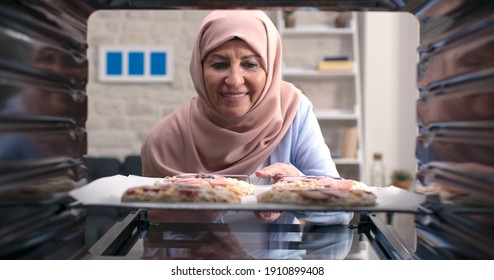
[122,155,142,176]
[84,156,122,182]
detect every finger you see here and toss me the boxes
[189,233,222,259]
[255,163,285,178]
[255,169,273,178]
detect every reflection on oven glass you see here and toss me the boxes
[138,210,353,260]
[33,46,87,82]
[0,46,88,162]
[0,128,86,162]
[417,91,494,125]
[0,45,87,121]
[418,33,494,89]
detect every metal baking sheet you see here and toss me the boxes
[68,175,426,213]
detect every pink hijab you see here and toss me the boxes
[141,10,301,177]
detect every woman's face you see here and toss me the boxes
[202,40,266,118]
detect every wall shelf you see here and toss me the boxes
[282,25,354,35]
[277,11,364,180]
[314,110,357,120]
[333,158,361,165]
[283,67,355,77]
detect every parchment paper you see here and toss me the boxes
[69,175,426,213]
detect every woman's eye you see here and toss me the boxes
[242,61,259,69]
[211,62,229,69]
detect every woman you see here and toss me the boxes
[141,10,352,225]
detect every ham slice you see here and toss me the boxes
[209,178,232,186]
[316,178,355,190]
[314,177,338,187]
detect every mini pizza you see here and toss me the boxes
[271,176,369,191]
[37,177,77,192]
[256,188,377,207]
[154,173,254,196]
[121,183,241,203]
[0,177,76,203]
[436,183,492,206]
[414,182,441,196]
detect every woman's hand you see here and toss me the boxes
[253,162,298,223]
[189,230,251,259]
[255,162,300,182]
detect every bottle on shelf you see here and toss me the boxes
[370,152,386,187]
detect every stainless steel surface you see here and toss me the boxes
[415,122,494,167]
[0,119,87,162]
[87,210,385,260]
[0,67,87,124]
[83,0,430,11]
[417,162,494,201]
[0,0,89,259]
[365,214,415,259]
[416,76,494,125]
[413,0,494,259]
[0,200,87,259]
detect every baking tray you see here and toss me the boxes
[69,175,426,213]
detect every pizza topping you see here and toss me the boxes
[176,185,201,196]
[328,179,355,190]
[195,173,215,179]
[209,178,232,186]
[320,188,346,198]
[271,176,370,193]
[299,190,332,200]
[175,173,197,178]
[153,173,254,196]
[298,189,346,200]
[178,189,197,196]
[314,177,338,187]
[279,176,307,182]
[121,181,242,203]
[173,178,206,185]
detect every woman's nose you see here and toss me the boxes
[224,66,244,87]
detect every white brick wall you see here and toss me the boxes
[87,10,210,160]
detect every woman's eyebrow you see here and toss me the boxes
[206,54,227,60]
[241,54,261,60]
[206,53,260,60]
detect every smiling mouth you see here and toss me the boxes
[220,92,247,99]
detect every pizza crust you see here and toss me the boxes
[0,187,55,202]
[121,184,241,203]
[271,176,369,191]
[256,188,377,207]
[0,177,76,202]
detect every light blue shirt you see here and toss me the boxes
[269,93,340,177]
[266,94,354,225]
